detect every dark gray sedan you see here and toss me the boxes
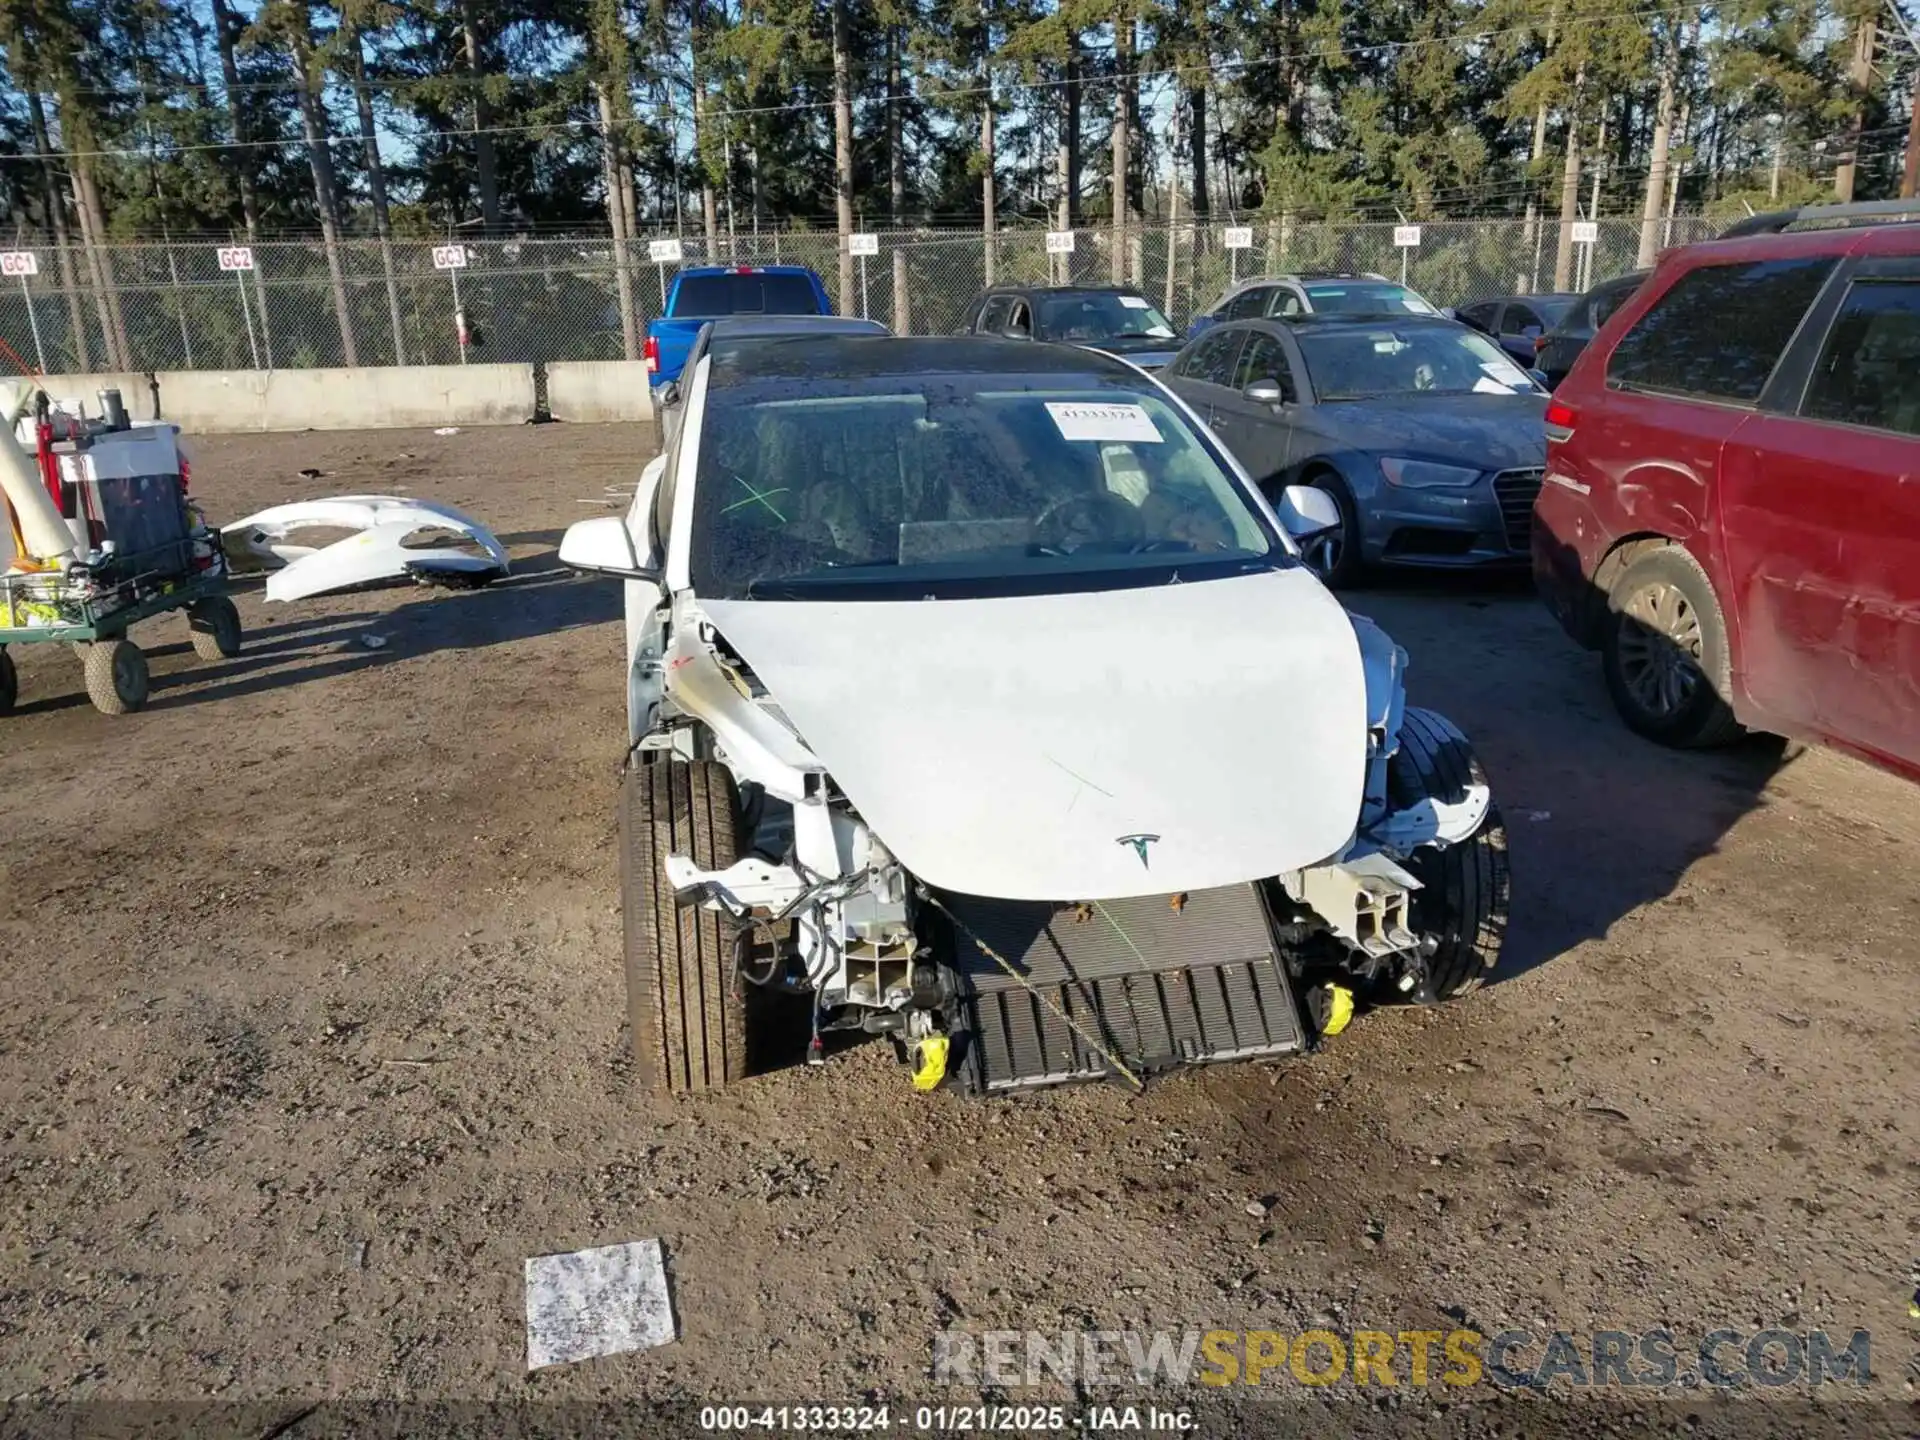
[1161,315,1547,586]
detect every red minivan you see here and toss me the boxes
[1533,199,1920,783]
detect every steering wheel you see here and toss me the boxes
[1032,491,1146,553]
[1412,363,1437,391]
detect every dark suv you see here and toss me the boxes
[1533,199,1920,782]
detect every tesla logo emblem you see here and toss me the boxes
[1116,833,1160,869]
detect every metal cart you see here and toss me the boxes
[0,536,241,718]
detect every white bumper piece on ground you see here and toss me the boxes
[222,494,509,602]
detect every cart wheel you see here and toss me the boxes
[84,640,150,716]
[187,596,243,661]
[0,646,15,715]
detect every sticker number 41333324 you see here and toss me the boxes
[1044,401,1165,445]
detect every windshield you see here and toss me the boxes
[1035,293,1179,344]
[690,372,1278,601]
[674,272,820,316]
[1301,282,1435,315]
[1298,326,1539,401]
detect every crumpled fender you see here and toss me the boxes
[223,494,509,603]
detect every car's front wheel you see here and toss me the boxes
[621,757,751,1093]
[1388,708,1510,999]
[1601,545,1743,749]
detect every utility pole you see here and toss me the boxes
[1834,14,1878,201]
[1903,84,1920,198]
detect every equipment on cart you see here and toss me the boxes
[0,381,240,717]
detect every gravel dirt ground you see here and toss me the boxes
[1,424,1914,1438]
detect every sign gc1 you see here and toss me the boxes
[0,251,40,278]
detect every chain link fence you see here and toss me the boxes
[0,216,1719,375]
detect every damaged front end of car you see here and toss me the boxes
[643,593,1504,1097]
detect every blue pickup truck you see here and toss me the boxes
[644,265,833,388]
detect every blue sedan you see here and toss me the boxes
[1160,314,1547,586]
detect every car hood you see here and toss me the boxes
[1316,393,1547,472]
[1080,335,1183,369]
[702,566,1367,901]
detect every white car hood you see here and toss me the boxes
[703,566,1367,901]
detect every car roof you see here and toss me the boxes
[979,284,1147,297]
[1258,312,1460,333]
[678,264,820,278]
[1658,218,1920,269]
[710,334,1140,379]
[705,316,888,337]
[1466,292,1580,305]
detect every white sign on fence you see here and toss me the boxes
[647,238,684,264]
[1045,230,1076,255]
[432,244,469,270]
[1222,226,1254,251]
[1571,220,1600,244]
[849,233,880,257]
[1393,225,1422,248]
[1,251,40,278]
[216,245,255,272]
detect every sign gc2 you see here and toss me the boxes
[216,245,255,272]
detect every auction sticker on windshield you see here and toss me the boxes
[1045,402,1164,444]
[1118,295,1151,309]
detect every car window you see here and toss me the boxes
[1301,281,1436,315]
[691,372,1279,600]
[1223,287,1271,321]
[977,296,1011,334]
[1007,299,1032,337]
[1606,258,1835,404]
[1296,326,1536,401]
[1458,302,1499,331]
[1231,332,1296,401]
[1267,288,1306,318]
[1503,303,1543,335]
[1184,329,1246,387]
[1799,279,1920,437]
[1035,291,1177,343]
[1586,276,1644,331]
[673,272,819,316]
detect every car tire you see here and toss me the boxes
[1296,470,1365,589]
[1388,707,1510,1000]
[83,639,149,716]
[1601,545,1743,749]
[621,757,751,1094]
[187,595,243,660]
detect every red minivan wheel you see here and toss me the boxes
[1601,546,1743,749]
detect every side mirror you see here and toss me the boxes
[1277,484,1341,541]
[1243,378,1286,407]
[1003,323,1031,341]
[659,379,681,408]
[1527,368,1551,390]
[1439,306,1458,321]
[560,514,660,581]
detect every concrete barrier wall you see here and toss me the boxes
[546,361,654,424]
[31,373,157,418]
[151,364,537,432]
